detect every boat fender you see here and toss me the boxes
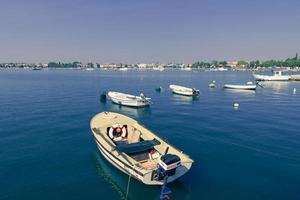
[108,127,114,139]
[121,126,127,138]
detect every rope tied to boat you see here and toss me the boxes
[125,174,131,200]
[160,176,172,200]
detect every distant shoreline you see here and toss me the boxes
[1,66,300,72]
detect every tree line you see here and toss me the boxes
[192,54,300,68]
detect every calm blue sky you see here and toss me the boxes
[0,0,299,63]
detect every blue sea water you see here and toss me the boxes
[0,69,299,200]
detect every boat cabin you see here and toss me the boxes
[273,70,283,76]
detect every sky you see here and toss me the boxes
[0,0,300,63]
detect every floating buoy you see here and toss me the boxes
[233,103,239,108]
[293,88,296,95]
[100,92,107,102]
[209,81,216,88]
[156,86,163,92]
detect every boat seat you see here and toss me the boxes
[127,127,141,144]
[139,160,158,170]
[116,139,161,154]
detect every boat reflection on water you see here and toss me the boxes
[99,100,151,118]
[93,153,128,199]
[261,81,289,91]
[171,93,199,104]
[92,153,160,200]
[223,88,256,95]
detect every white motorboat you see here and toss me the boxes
[119,68,128,71]
[169,84,200,96]
[107,91,151,107]
[153,67,164,71]
[224,82,257,90]
[181,67,192,71]
[90,112,193,185]
[253,70,291,81]
[218,67,228,71]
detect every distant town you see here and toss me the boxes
[1,54,300,70]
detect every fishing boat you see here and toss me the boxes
[224,82,257,90]
[253,70,291,81]
[169,84,200,96]
[107,91,151,107]
[90,112,193,185]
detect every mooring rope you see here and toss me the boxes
[125,174,131,200]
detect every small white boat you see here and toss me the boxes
[119,68,128,71]
[107,91,151,107]
[90,112,193,185]
[253,70,291,81]
[85,68,95,71]
[181,67,192,71]
[153,67,164,71]
[218,67,228,71]
[224,82,257,90]
[169,84,200,96]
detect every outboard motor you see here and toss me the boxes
[158,154,181,176]
[192,88,199,95]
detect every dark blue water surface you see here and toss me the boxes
[0,69,300,200]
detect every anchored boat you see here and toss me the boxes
[169,84,200,96]
[107,91,151,108]
[253,70,291,81]
[90,112,193,185]
[224,82,257,90]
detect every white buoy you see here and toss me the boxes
[293,88,296,95]
[233,103,239,108]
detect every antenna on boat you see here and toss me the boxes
[164,146,169,155]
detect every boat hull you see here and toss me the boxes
[224,84,256,90]
[108,92,150,108]
[169,84,199,96]
[93,135,192,185]
[253,74,291,81]
[90,112,193,185]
